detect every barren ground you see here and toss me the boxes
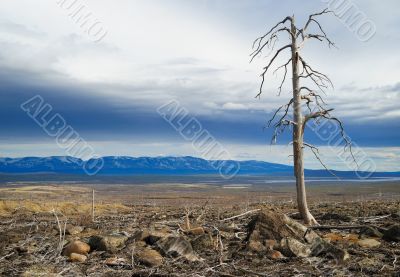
[0,181,399,276]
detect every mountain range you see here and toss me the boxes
[0,156,399,178]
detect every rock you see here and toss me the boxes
[357,238,381,248]
[310,237,350,262]
[66,225,84,235]
[62,241,90,256]
[132,229,170,245]
[105,257,126,266]
[69,253,87,263]
[268,250,284,260]
[191,233,214,252]
[89,234,128,253]
[391,211,400,219]
[157,236,202,262]
[186,227,205,236]
[359,226,383,238]
[383,224,400,242]
[265,239,278,250]
[280,237,312,257]
[247,208,319,250]
[136,248,163,267]
[248,239,265,252]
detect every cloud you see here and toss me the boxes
[0,0,399,170]
[222,102,248,110]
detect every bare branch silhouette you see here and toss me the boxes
[251,11,357,225]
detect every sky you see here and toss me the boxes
[0,0,399,171]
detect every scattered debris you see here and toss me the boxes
[1,200,399,276]
[383,224,400,242]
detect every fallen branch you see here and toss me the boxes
[308,225,369,230]
[359,214,391,222]
[219,209,260,222]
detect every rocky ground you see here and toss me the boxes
[0,199,399,277]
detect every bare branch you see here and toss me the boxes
[305,33,336,48]
[267,98,294,127]
[302,9,334,33]
[300,88,327,106]
[296,9,336,50]
[273,58,292,95]
[298,56,334,88]
[304,108,334,124]
[297,56,333,94]
[251,16,292,55]
[255,44,291,98]
[321,115,359,168]
[303,142,339,178]
[250,27,291,62]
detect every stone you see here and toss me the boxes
[391,211,400,219]
[62,241,90,256]
[132,229,170,245]
[280,237,312,258]
[383,224,400,242]
[66,225,84,235]
[191,233,214,252]
[359,226,383,238]
[310,237,350,262]
[89,234,128,253]
[265,239,278,250]
[157,236,202,262]
[136,248,163,267]
[247,208,320,245]
[69,253,87,263]
[357,238,381,248]
[248,239,265,252]
[268,250,284,260]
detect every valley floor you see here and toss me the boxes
[0,183,399,276]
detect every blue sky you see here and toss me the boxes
[0,0,399,171]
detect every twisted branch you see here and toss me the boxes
[255,44,291,98]
[303,142,339,178]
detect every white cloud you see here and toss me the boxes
[222,102,248,110]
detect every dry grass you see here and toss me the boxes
[0,200,131,216]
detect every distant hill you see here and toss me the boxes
[0,156,399,178]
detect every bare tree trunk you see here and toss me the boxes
[290,18,317,225]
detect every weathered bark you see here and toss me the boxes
[290,18,317,225]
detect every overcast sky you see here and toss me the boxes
[0,0,399,171]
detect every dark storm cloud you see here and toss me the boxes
[1,66,399,147]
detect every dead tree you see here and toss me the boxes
[251,10,354,225]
